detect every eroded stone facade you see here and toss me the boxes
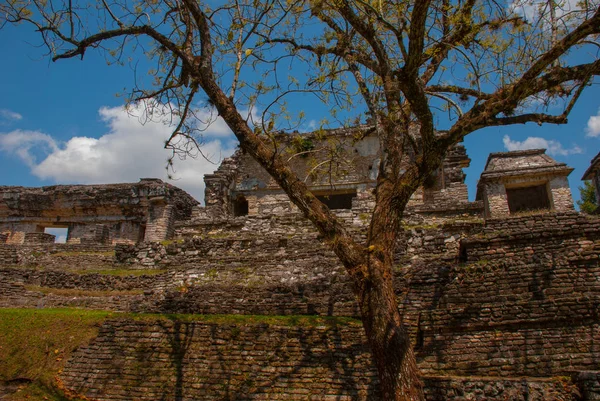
[198,128,481,224]
[1,130,598,400]
[0,178,198,245]
[476,149,574,218]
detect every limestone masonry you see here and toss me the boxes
[1,130,598,400]
[0,178,198,245]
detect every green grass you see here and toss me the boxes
[0,308,362,400]
[78,268,167,277]
[5,265,167,277]
[0,308,111,400]
[144,313,362,327]
[159,239,185,246]
[24,286,144,297]
[50,251,115,257]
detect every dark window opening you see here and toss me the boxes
[233,195,249,216]
[315,192,356,210]
[506,184,550,214]
[415,313,424,350]
[137,223,146,243]
[458,244,468,263]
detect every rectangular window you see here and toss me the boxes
[506,184,550,214]
[232,195,249,216]
[315,191,356,210]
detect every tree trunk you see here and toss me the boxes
[355,162,425,400]
[198,71,424,400]
[353,254,424,401]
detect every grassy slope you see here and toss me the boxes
[0,308,361,400]
[0,308,112,400]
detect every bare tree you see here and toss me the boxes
[3,0,599,399]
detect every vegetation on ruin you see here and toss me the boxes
[0,307,362,399]
[78,267,168,277]
[3,0,600,398]
[24,285,145,297]
[49,251,115,258]
[6,264,167,277]
[159,239,186,246]
[0,308,110,401]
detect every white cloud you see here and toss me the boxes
[503,135,582,156]
[0,102,236,202]
[0,129,59,167]
[0,108,23,123]
[586,108,600,138]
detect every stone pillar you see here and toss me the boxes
[549,176,575,212]
[484,182,510,218]
[594,173,600,207]
[94,224,110,244]
[247,195,258,216]
[80,224,111,245]
[144,198,174,242]
[204,174,233,217]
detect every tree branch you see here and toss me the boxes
[51,25,187,62]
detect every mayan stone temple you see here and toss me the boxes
[1,129,600,400]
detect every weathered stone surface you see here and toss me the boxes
[60,318,580,401]
[199,128,477,221]
[3,212,600,400]
[0,136,598,400]
[476,149,575,218]
[0,179,198,244]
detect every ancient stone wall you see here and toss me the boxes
[0,242,114,267]
[59,318,579,401]
[0,179,198,244]
[3,213,600,393]
[23,232,56,244]
[200,129,476,221]
[477,150,575,218]
[2,211,600,399]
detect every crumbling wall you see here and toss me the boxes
[0,179,198,244]
[2,212,600,399]
[477,150,575,218]
[200,129,477,221]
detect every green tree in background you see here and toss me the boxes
[578,181,598,214]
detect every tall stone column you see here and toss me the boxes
[144,198,175,242]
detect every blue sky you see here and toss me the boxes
[0,13,599,206]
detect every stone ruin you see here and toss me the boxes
[0,178,198,245]
[0,129,597,401]
[199,128,482,224]
[476,149,575,218]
